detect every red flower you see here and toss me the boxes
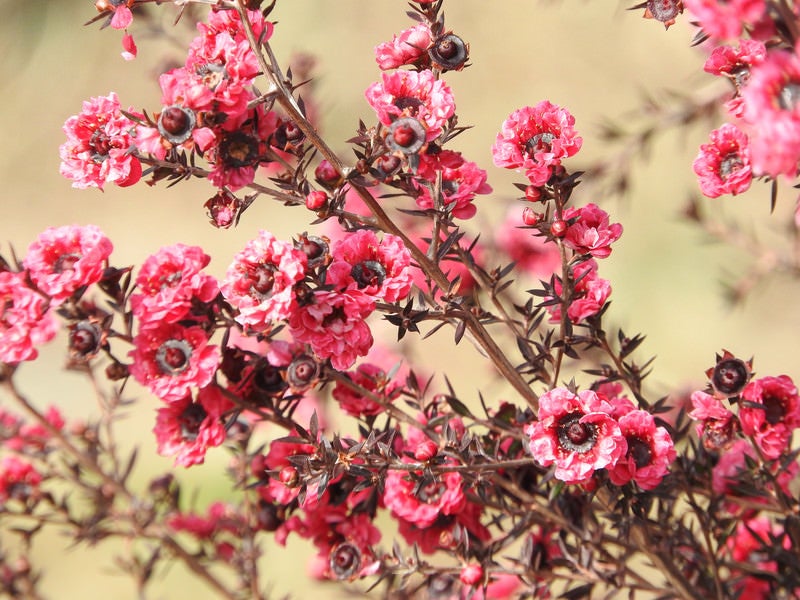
[332,363,402,417]
[59,92,141,190]
[683,0,765,40]
[414,150,492,220]
[0,456,42,503]
[492,101,582,186]
[0,271,58,364]
[607,409,676,490]
[526,388,626,485]
[153,385,233,467]
[545,259,611,324]
[288,290,374,371]
[738,375,800,459]
[128,323,220,402]
[131,244,218,325]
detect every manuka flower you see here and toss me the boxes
[414,150,492,219]
[130,244,219,325]
[24,224,113,306]
[374,23,432,70]
[128,323,220,402]
[365,69,455,142]
[607,408,676,490]
[562,203,623,259]
[59,92,142,190]
[544,259,611,324]
[492,101,582,186]
[738,375,800,459]
[153,385,233,467]
[221,231,308,333]
[525,388,626,485]
[326,229,413,302]
[693,123,752,198]
[0,271,58,364]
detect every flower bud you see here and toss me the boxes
[525,185,542,202]
[414,440,439,461]
[522,208,543,226]
[314,160,342,189]
[279,466,299,488]
[550,219,568,237]
[305,190,328,211]
[459,563,483,586]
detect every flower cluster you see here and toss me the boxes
[526,387,675,488]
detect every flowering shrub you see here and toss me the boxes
[3,1,800,598]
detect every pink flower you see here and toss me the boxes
[59,92,142,190]
[258,438,316,505]
[689,390,738,450]
[712,438,798,497]
[326,229,412,302]
[414,150,493,219]
[492,101,582,186]
[332,362,401,417]
[738,375,800,459]
[693,123,752,198]
[153,385,233,467]
[562,203,623,259]
[384,469,466,529]
[375,23,432,70]
[726,516,784,600]
[167,501,239,538]
[495,209,561,278]
[525,388,626,485]
[128,322,220,402]
[131,244,219,325]
[288,290,374,371]
[0,271,58,364]
[221,231,308,333]
[545,259,611,324]
[365,69,456,141]
[23,225,113,306]
[704,39,767,80]
[607,410,676,490]
[0,456,42,503]
[682,0,765,40]
[741,48,800,178]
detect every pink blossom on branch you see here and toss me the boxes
[738,375,800,459]
[130,244,219,325]
[414,150,492,219]
[0,271,58,364]
[23,224,113,306]
[544,259,612,324]
[607,409,676,490]
[153,385,233,467]
[491,101,582,186]
[562,203,623,259]
[220,231,308,333]
[693,123,752,198]
[374,23,433,70]
[365,69,456,142]
[128,322,220,403]
[59,92,142,190]
[525,388,626,485]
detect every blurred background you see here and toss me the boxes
[1,0,798,597]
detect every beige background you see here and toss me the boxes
[1,1,797,597]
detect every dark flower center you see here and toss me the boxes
[295,234,328,267]
[220,132,259,168]
[394,96,424,114]
[730,65,750,89]
[556,413,597,453]
[718,153,743,180]
[387,117,427,154]
[253,363,287,396]
[429,34,468,70]
[351,260,386,289]
[647,0,681,22]
[322,305,347,328]
[442,179,460,196]
[249,264,276,298]
[158,105,196,144]
[762,394,787,425]
[287,355,319,388]
[778,82,800,111]
[417,480,446,504]
[711,357,749,395]
[525,132,556,157]
[329,542,361,580]
[70,321,101,357]
[89,129,112,162]
[178,402,207,441]
[54,252,81,273]
[155,339,193,375]
[628,437,653,469]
